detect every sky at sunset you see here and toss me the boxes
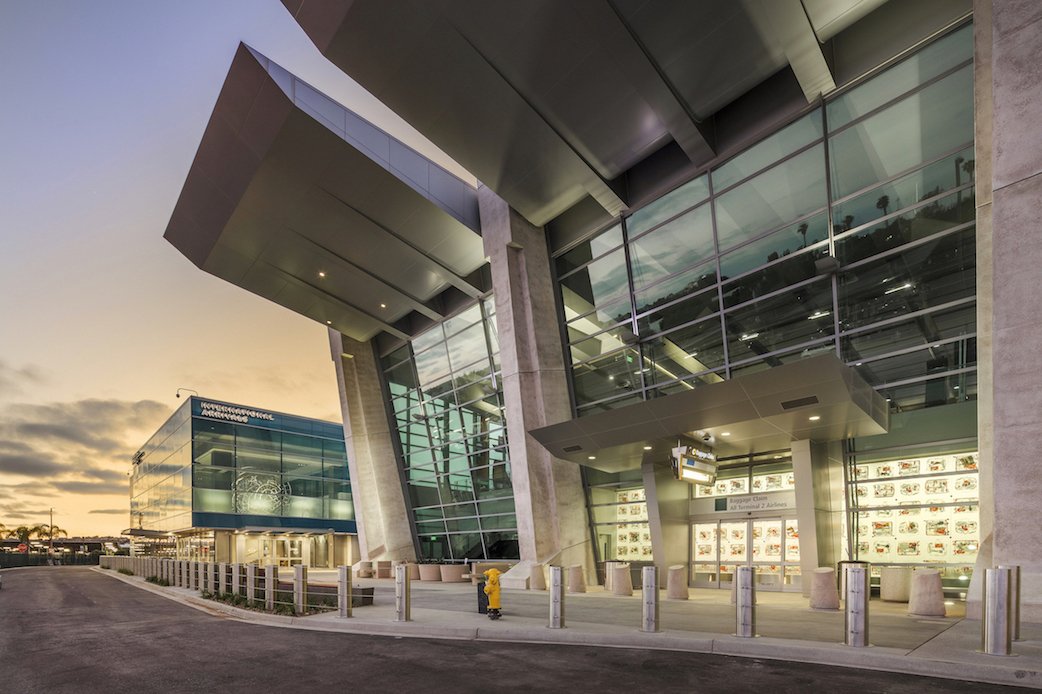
[0,1,467,536]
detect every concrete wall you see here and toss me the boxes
[329,329,415,563]
[479,186,597,587]
[972,0,1042,623]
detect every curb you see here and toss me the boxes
[90,567,1042,689]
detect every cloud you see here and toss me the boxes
[82,468,126,482]
[88,509,127,515]
[14,423,122,453]
[0,360,46,399]
[50,481,127,495]
[0,452,66,477]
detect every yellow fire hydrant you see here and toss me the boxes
[483,568,502,620]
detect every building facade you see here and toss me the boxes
[128,397,357,567]
[163,0,1039,618]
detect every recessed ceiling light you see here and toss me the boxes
[643,446,652,450]
[809,415,821,421]
[721,432,731,436]
[326,320,332,325]
[380,303,387,308]
[318,271,325,277]
[588,455,596,460]
[685,352,698,358]
[774,455,781,459]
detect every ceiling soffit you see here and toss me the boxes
[164,44,485,342]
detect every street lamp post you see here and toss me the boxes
[49,507,54,565]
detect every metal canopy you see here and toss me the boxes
[164,45,486,342]
[529,354,889,473]
[282,0,891,227]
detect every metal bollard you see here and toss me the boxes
[998,565,1021,641]
[549,566,566,629]
[246,564,256,602]
[265,565,277,611]
[338,565,353,619]
[980,568,1014,656]
[641,566,660,633]
[603,561,615,592]
[844,563,870,647]
[394,563,411,622]
[294,565,307,614]
[735,566,756,638]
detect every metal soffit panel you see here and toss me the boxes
[164,45,485,343]
[281,0,882,227]
[529,354,889,473]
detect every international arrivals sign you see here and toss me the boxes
[199,401,275,424]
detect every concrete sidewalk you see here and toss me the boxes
[95,568,1042,689]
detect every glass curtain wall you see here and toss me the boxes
[190,405,352,523]
[557,24,976,417]
[380,297,519,561]
[130,399,353,533]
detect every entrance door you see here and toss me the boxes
[692,518,801,591]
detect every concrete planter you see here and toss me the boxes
[439,564,468,583]
[418,564,443,581]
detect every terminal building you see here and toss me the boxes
[162,0,1039,618]
[127,397,358,568]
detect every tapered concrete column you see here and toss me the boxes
[972,0,1042,623]
[792,440,845,598]
[478,187,596,588]
[329,329,415,564]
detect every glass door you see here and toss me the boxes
[691,517,802,591]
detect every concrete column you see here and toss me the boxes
[219,562,229,594]
[642,461,690,587]
[245,564,256,602]
[478,187,596,588]
[973,0,1042,623]
[329,329,415,563]
[792,440,845,598]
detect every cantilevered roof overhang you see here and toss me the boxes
[530,354,889,473]
[279,0,906,228]
[164,44,487,342]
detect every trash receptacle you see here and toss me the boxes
[477,581,489,614]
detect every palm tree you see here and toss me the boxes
[797,222,809,249]
[876,194,890,217]
[8,526,33,544]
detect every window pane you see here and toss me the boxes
[559,247,630,311]
[282,453,323,477]
[725,279,835,359]
[832,146,974,234]
[555,224,623,277]
[236,425,280,452]
[407,479,442,508]
[642,319,726,384]
[414,342,452,386]
[837,227,975,331]
[852,337,976,386]
[720,212,829,280]
[713,110,823,190]
[193,466,234,490]
[483,531,519,559]
[630,202,714,290]
[443,303,483,338]
[835,187,975,265]
[573,348,643,406]
[449,533,485,560]
[715,144,827,252]
[569,323,636,365]
[828,25,973,131]
[564,294,632,328]
[236,448,281,473]
[633,261,717,319]
[840,304,976,362]
[443,321,485,368]
[829,66,974,199]
[636,284,718,336]
[626,175,710,237]
[385,360,418,391]
[722,247,828,309]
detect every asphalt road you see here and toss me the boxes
[0,567,1017,693]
